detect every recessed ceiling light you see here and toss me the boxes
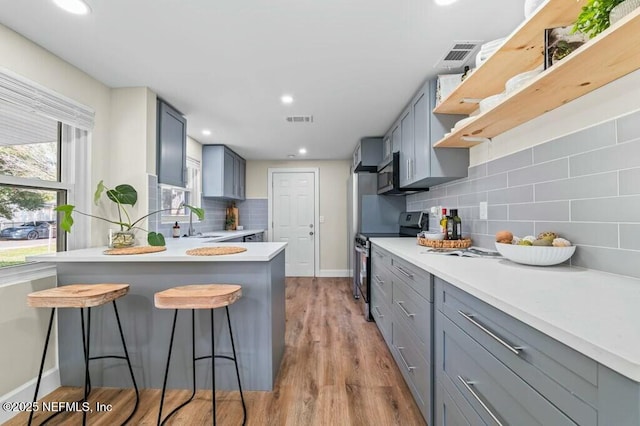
[281,95,294,104]
[434,0,458,5]
[287,154,296,158]
[299,148,307,155]
[52,0,91,15]
[202,129,211,136]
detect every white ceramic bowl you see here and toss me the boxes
[479,93,506,114]
[422,232,445,241]
[505,68,543,94]
[495,242,576,266]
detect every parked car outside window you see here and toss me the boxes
[0,221,56,240]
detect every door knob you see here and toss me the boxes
[309,224,314,228]
[309,231,314,236]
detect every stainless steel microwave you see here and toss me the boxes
[377,152,428,195]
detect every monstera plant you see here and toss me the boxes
[55,180,204,247]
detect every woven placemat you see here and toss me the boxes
[186,246,248,256]
[104,246,167,255]
[417,237,472,249]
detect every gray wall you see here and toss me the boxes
[407,109,640,279]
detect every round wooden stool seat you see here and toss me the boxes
[27,283,129,308]
[154,284,242,310]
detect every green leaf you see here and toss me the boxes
[147,232,166,246]
[184,204,205,220]
[106,184,138,206]
[54,204,75,232]
[94,180,105,205]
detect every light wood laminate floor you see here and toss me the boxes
[7,277,426,425]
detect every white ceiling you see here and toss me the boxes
[0,0,525,160]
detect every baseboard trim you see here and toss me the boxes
[0,368,60,423]
[317,269,351,278]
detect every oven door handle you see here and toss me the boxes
[355,246,369,256]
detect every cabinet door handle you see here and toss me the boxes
[374,306,384,318]
[374,274,384,285]
[406,159,410,180]
[457,376,504,426]
[396,301,415,318]
[458,310,523,356]
[394,265,414,279]
[396,346,416,372]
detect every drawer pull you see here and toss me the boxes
[394,265,414,279]
[457,375,504,426]
[396,346,416,372]
[374,274,384,285]
[374,306,384,318]
[396,301,415,318]
[458,310,523,356]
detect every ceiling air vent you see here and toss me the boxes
[286,115,314,123]
[434,41,482,70]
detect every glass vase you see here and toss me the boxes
[108,229,136,248]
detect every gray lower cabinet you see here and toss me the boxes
[371,244,433,424]
[202,145,246,200]
[435,277,640,426]
[157,99,187,187]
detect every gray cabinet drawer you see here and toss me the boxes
[436,278,597,426]
[392,317,431,422]
[370,286,392,346]
[372,245,392,271]
[435,380,485,426]
[390,255,432,301]
[371,258,392,308]
[437,312,578,426]
[392,278,431,356]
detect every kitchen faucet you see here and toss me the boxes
[188,210,195,236]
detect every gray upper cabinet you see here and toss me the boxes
[157,99,187,187]
[390,79,469,189]
[202,145,246,200]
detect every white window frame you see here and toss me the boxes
[160,156,201,224]
[0,69,93,280]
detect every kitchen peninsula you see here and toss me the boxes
[29,238,286,392]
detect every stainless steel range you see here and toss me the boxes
[353,211,427,320]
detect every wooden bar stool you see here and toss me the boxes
[27,284,139,426]
[155,284,246,426]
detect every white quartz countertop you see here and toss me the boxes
[371,238,640,383]
[28,229,286,262]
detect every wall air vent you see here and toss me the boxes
[434,40,482,70]
[286,115,314,123]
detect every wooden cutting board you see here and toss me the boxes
[227,206,239,230]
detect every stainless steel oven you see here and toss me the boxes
[353,234,370,319]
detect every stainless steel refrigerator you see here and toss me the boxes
[347,171,406,276]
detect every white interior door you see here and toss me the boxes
[272,172,315,276]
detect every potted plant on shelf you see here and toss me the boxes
[573,0,637,38]
[55,180,204,247]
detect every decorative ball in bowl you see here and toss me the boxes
[495,242,576,266]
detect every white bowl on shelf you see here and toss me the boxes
[495,242,576,266]
[479,93,506,114]
[505,67,543,94]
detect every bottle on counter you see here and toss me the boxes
[448,209,462,240]
[440,208,448,239]
[172,221,180,238]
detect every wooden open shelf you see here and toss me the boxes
[434,6,640,148]
[433,0,587,115]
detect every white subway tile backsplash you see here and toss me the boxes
[488,185,533,205]
[487,220,534,237]
[572,196,640,223]
[620,168,640,195]
[534,222,619,248]
[571,246,640,279]
[620,224,640,250]
[616,110,640,143]
[488,205,508,220]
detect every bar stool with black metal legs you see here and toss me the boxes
[155,284,247,426]
[27,283,139,426]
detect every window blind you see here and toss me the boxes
[0,68,95,130]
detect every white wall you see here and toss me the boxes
[246,160,350,274]
[470,68,640,165]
